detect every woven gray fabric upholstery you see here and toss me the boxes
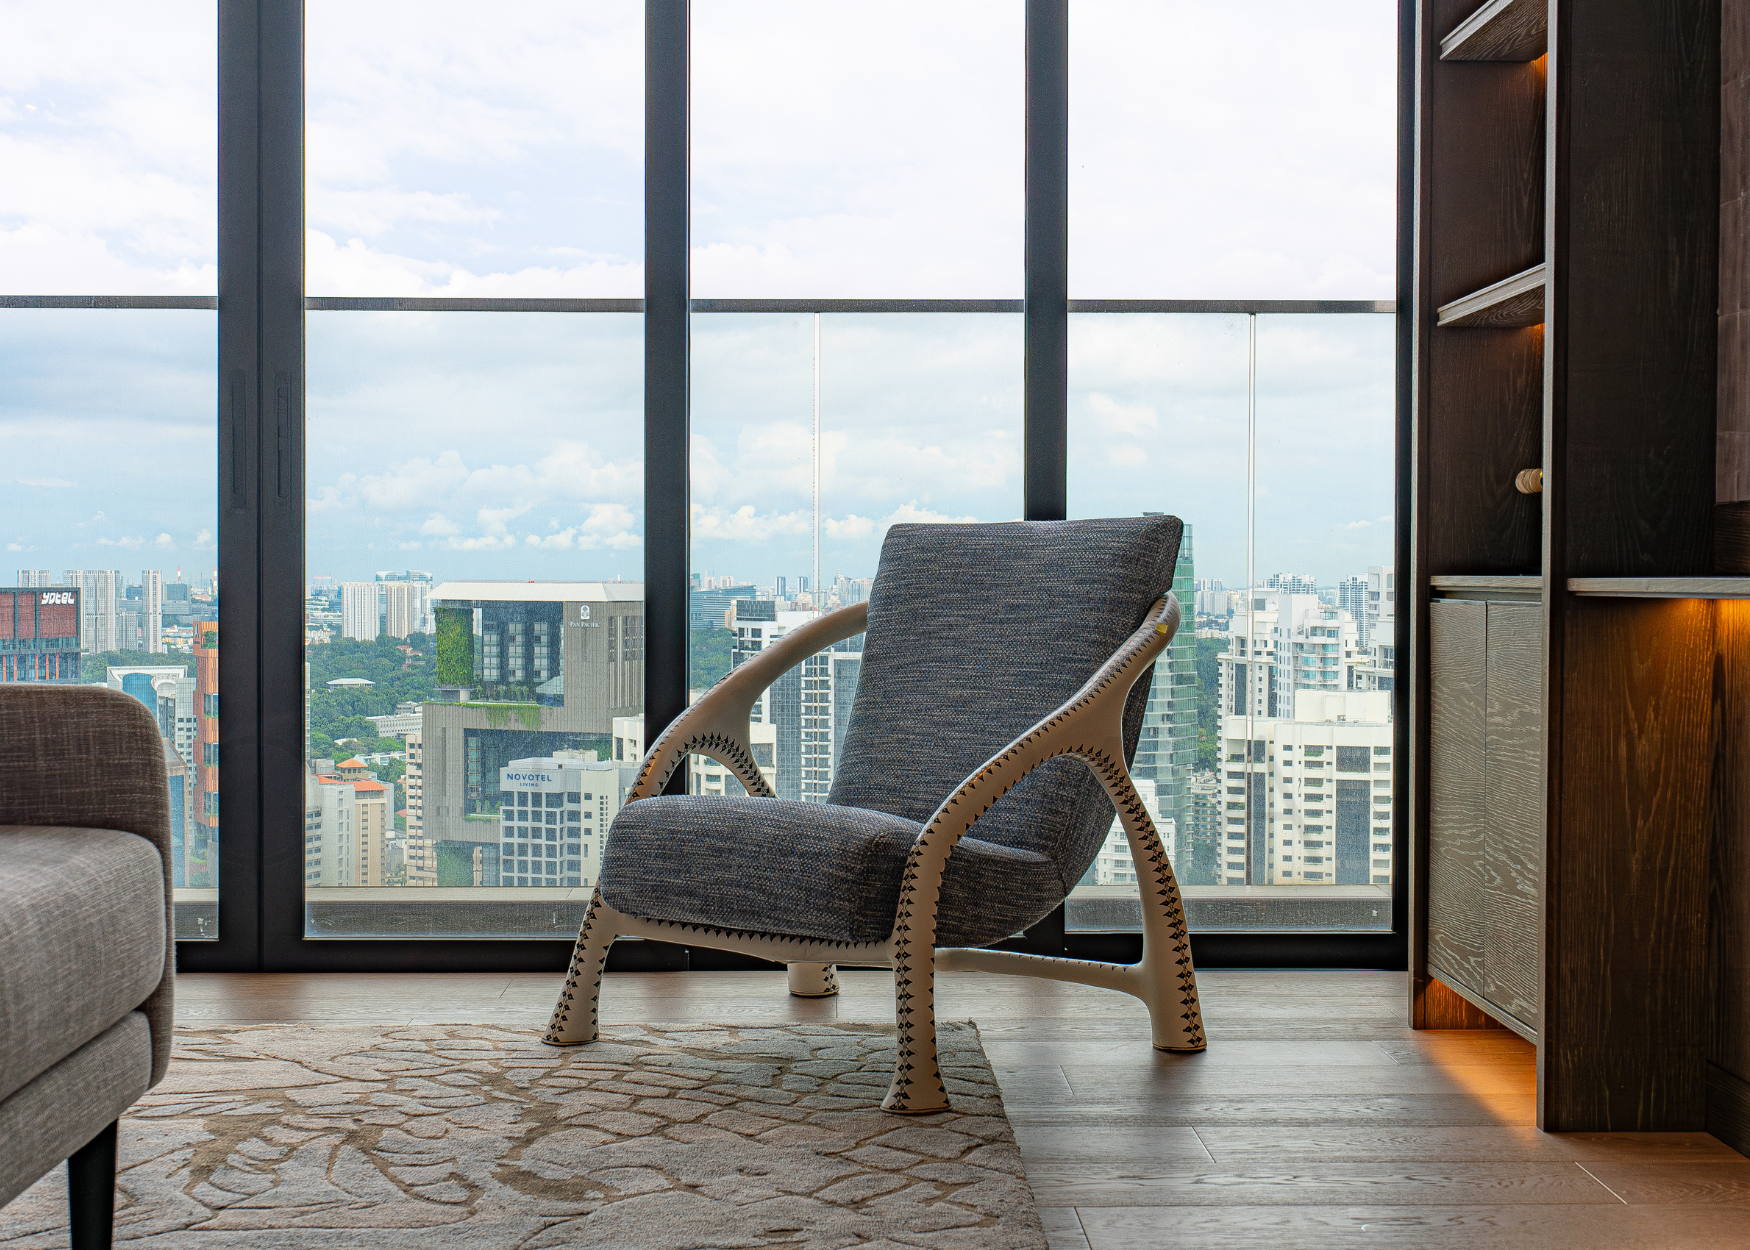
[0,828,165,1105]
[601,795,1063,947]
[830,517,1179,883]
[0,1012,151,1210]
[0,685,175,1086]
[600,518,1180,948]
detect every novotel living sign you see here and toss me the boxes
[503,772,558,785]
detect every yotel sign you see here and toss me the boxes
[40,593,75,605]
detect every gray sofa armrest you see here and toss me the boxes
[0,686,175,1086]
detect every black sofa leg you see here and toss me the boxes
[67,1119,118,1250]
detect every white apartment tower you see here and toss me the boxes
[304,773,391,887]
[1218,593,1361,718]
[64,569,122,653]
[140,568,164,654]
[381,578,431,639]
[1218,690,1394,888]
[340,581,379,642]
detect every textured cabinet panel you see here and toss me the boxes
[1483,601,1542,1027]
[1429,600,1488,990]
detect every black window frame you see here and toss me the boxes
[5,0,1411,972]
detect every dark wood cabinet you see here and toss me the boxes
[1411,0,1728,1134]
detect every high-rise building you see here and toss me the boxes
[0,587,81,682]
[340,582,379,641]
[1218,690,1394,887]
[140,568,165,653]
[304,770,391,888]
[1133,520,1200,844]
[1217,594,1361,718]
[108,665,196,770]
[415,582,645,852]
[1354,565,1397,692]
[403,730,424,838]
[732,607,862,802]
[1267,572,1319,597]
[163,740,190,888]
[1181,772,1224,885]
[1337,575,1368,639]
[190,623,220,888]
[381,579,430,639]
[64,570,123,653]
[18,570,51,587]
[495,755,635,889]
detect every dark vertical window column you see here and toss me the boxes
[200,0,303,970]
[645,0,690,762]
[1024,0,1068,522]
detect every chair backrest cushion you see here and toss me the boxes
[828,516,1181,889]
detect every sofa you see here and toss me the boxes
[0,685,176,1248]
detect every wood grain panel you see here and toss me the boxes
[1547,598,1715,1130]
[1423,329,1545,576]
[1429,600,1490,993]
[1710,600,1750,1153]
[1483,601,1542,1026]
[1553,0,1718,576]
[1421,975,1500,1028]
[1427,14,1546,303]
[1437,264,1547,327]
[1441,0,1549,62]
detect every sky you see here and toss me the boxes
[0,0,1398,590]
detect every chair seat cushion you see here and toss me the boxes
[0,827,166,1104]
[599,796,1066,947]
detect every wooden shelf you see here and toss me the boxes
[1440,0,1547,62]
[1436,264,1546,328]
[1567,577,1750,599]
[1430,575,1541,591]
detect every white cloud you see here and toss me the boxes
[154,532,174,547]
[419,513,460,537]
[96,534,145,549]
[12,476,76,488]
[191,528,214,551]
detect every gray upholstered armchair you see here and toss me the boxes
[0,686,176,1248]
[546,517,1206,1112]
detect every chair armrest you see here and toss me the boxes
[0,685,176,1085]
[899,593,1181,920]
[628,602,869,801]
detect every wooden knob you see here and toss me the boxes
[1515,468,1543,494]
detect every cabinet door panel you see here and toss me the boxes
[1483,600,1542,1027]
[1428,599,1488,991]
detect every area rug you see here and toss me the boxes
[0,1022,1044,1249]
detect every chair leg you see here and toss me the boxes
[543,890,614,1045]
[67,1119,117,1250]
[881,944,949,1115]
[786,962,839,997]
[1135,836,1206,1052]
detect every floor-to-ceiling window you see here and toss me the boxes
[0,2,223,939]
[3,0,1402,965]
[299,0,644,938]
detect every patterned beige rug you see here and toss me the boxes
[0,1022,1043,1249]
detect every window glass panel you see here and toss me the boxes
[689,312,1022,797]
[1,2,216,293]
[0,309,221,937]
[304,312,642,937]
[305,1,642,297]
[1069,0,1395,298]
[691,2,1022,296]
[1065,312,1394,932]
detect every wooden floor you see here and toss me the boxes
[176,968,1750,1249]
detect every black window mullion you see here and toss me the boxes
[645,0,690,756]
[1023,0,1068,523]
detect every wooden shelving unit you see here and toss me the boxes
[1412,0,1722,1136]
[1435,264,1545,328]
[1439,0,1548,63]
